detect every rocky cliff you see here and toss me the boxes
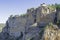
[43,23,60,40]
[0,3,60,40]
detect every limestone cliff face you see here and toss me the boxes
[1,3,60,40]
[7,3,55,38]
[43,23,60,40]
[7,15,27,37]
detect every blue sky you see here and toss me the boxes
[0,0,60,23]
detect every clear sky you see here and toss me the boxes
[0,0,60,23]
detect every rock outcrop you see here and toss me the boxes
[43,23,60,40]
[0,3,60,40]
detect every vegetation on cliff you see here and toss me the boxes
[0,23,5,32]
[55,4,60,9]
[48,4,60,11]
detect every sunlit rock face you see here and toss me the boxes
[43,24,60,40]
[36,3,56,25]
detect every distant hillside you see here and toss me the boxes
[0,23,5,32]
